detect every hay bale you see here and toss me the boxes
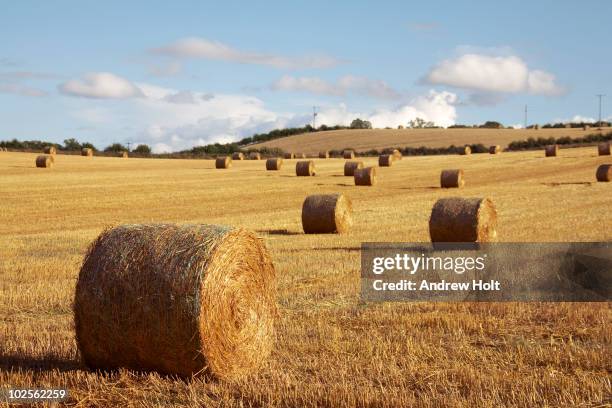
[266,158,283,170]
[343,150,355,159]
[534,124,540,130]
[392,149,402,160]
[81,148,93,157]
[583,125,590,131]
[296,160,315,176]
[232,152,245,160]
[301,194,352,234]
[296,153,306,159]
[598,142,611,156]
[119,151,128,158]
[74,224,276,379]
[249,152,261,160]
[35,155,53,168]
[215,156,232,169]
[545,144,558,157]
[489,145,501,154]
[354,167,377,186]
[460,146,471,155]
[43,146,56,155]
[429,197,497,242]
[283,152,295,159]
[596,164,611,182]
[379,154,394,167]
[343,161,363,176]
[440,169,464,188]
[318,151,329,159]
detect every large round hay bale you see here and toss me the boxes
[379,154,394,167]
[249,152,261,160]
[216,156,232,169]
[440,169,464,188]
[296,160,315,176]
[343,150,355,159]
[35,155,53,168]
[343,161,363,176]
[460,146,471,155]
[283,152,295,159]
[545,144,558,157]
[596,164,611,182]
[266,157,283,170]
[43,146,56,155]
[232,152,245,160]
[74,224,276,379]
[429,197,497,242]
[392,149,402,160]
[354,167,377,186]
[583,125,590,131]
[301,194,352,234]
[81,148,93,157]
[598,142,611,156]
[318,151,329,159]
[489,145,501,154]
[119,151,128,158]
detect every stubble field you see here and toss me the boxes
[0,147,610,407]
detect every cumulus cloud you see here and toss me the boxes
[272,75,400,99]
[552,115,596,124]
[425,54,564,96]
[151,37,342,69]
[59,72,143,99]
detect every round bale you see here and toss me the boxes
[43,146,56,155]
[354,166,377,186]
[318,151,329,159]
[232,152,245,160]
[460,146,471,155]
[81,148,93,157]
[489,145,501,154]
[343,150,355,159]
[249,152,261,160]
[379,154,394,167]
[545,145,559,157]
[216,156,232,169]
[440,169,464,188]
[429,197,497,243]
[119,151,128,158]
[392,149,402,160]
[74,224,276,380]
[283,152,295,159]
[296,160,315,176]
[266,158,283,170]
[344,161,363,176]
[35,155,53,168]
[301,194,352,234]
[598,142,611,156]
[596,164,611,182]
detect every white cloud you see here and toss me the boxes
[151,37,341,69]
[0,83,47,97]
[272,75,400,99]
[552,115,596,124]
[59,72,143,99]
[425,54,564,96]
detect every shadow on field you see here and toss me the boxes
[0,352,79,373]
[541,182,592,187]
[257,229,302,236]
[398,186,440,190]
[334,183,353,187]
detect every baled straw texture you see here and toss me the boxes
[232,152,245,160]
[379,154,394,167]
[489,145,501,154]
[81,148,93,157]
[392,149,402,160]
[354,166,377,186]
[583,125,590,131]
[302,194,353,234]
[598,142,611,156]
[296,160,315,176]
[266,158,283,170]
[74,224,277,380]
[460,146,471,155]
[440,169,464,188]
[44,146,56,155]
[119,151,128,158]
[343,150,355,159]
[343,161,363,176]
[429,197,497,243]
[596,164,611,182]
[545,145,558,157]
[216,157,232,169]
[35,155,53,168]
[318,151,329,159]
[249,152,261,160]
[283,152,295,159]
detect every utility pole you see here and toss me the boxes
[596,94,605,129]
[312,106,318,129]
[524,105,528,129]
[126,141,132,152]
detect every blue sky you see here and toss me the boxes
[1,1,610,152]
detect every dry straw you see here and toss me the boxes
[249,152,261,160]
[440,169,464,188]
[343,150,355,159]
[343,161,363,176]
[319,151,329,159]
[296,160,315,176]
[460,146,471,155]
[283,152,295,159]
[216,156,232,169]
[232,152,245,160]
[429,197,497,242]
[119,151,128,158]
[489,145,501,154]
[583,125,590,131]
[596,164,611,182]
[392,149,402,160]
[301,193,353,234]
[545,145,559,157]
[43,146,56,155]
[74,224,277,379]
[81,148,93,157]
[598,142,611,156]
[297,153,307,159]
[354,166,377,186]
[35,155,53,168]
[379,154,394,167]
[266,157,283,170]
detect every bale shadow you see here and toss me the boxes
[256,229,302,236]
[0,352,80,373]
[335,183,353,187]
[541,182,592,187]
[398,186,440,190]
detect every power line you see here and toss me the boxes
[596,94,605,129]
[524,105,528,129]
[312,106,318,129]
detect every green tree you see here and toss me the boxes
[63,138,82,151]
[134,144,152,155]
[104,143,128,152]
[350,118,372,129]
[81,142,97,151]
